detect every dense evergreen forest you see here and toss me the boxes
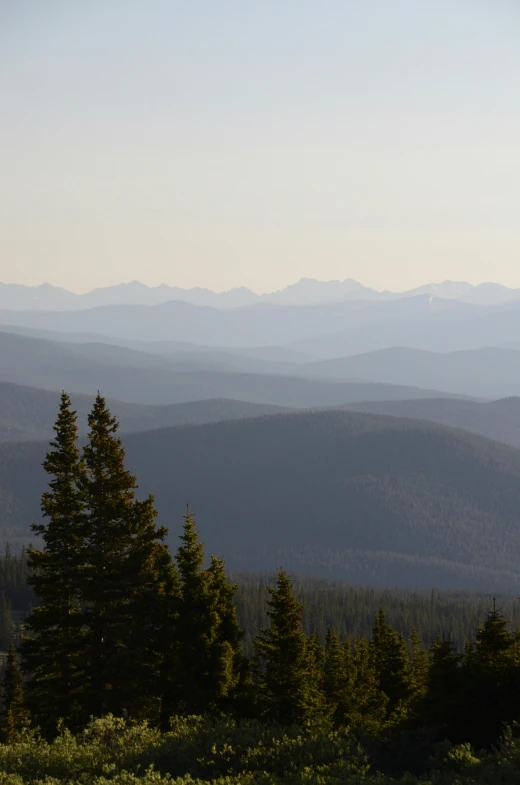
[3,548,520,658]
[2,392,520,783]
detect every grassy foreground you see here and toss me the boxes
[0,716,519,785]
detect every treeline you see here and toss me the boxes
[4,554,520,659]
[3,392,520,779]
[233,574,520,656]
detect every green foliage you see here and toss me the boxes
[252,571,326,726]
[21,392,87,733]
[233,572,520,656]
[0,592,13,651]
[1,714,520,783]
[0,643,30,743]
[370,609,411,718]
[22,394,174,731]
[348,637,388,733]
[162,514,243,723]
[323,629,349,726]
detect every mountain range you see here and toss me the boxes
[4,277,520,311]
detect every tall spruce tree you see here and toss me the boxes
[253,570,320,726]
[462,604,519,748]
[163,512,243,721]
[1,643,30,742]
[422,637,464,743]
[349,636,388,733]
[408,628,430,705]
[21,392,86,734]
[370,608,411,718]
[205,554,245,711]
[78,394,171,721]
[305,632,329,723]
[323,628,350,726]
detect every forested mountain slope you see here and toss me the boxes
[3,410,520,590]
[342,396,520,450]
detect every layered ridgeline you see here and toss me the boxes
[301,346,520,399]
[3,407,520,590]
[4,293,520,357]
[343,396,520,450]
[0,382,288,442]
[0,331,470,408]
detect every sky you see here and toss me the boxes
[1,0,519,294]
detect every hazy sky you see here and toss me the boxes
[1,1,519,294]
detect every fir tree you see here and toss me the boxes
[323,628,349,726]
[408,628,429,704]
[305,632,329,723]
[205,554,245,712]
[21,392,86,734]
[1,643,30,742]
[473,601,514,669]
[349,636,388,733]
[370,608,411,717]
[163,512,243,721]
[253,570,320,726]
[421,637,464,742]
[0,593,13,651]
[78,394,170,721]
[462,604,518,748]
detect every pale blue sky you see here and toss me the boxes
[1,0,519,293]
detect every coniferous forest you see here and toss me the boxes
[3,394,520,783]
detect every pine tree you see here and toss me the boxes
[462,604,518,748]
[323,628,349,726]
[1,643,30,742]
[0,593,13,651]
[422,637,464,743]
[78,394,171,721]
[21,392,87,734]
[408,628,429,704]
[370,608,411,717]
[253,570,320,726]
[473,601,514,669]
[349,636,388,733]
[305,632,329,723]
[205,554,245,712]
[163,512,243,721]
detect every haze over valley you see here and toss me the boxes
[3,275,520,593]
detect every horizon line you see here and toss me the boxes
[1,277,517,298]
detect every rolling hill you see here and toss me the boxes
[341,396,520,450]
[4,410,520,591]
[302,346,520,399]
[0,383,289,442]
[0,331,471,407]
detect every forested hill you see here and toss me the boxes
[4,409,520,591]
[342,396,520,450]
